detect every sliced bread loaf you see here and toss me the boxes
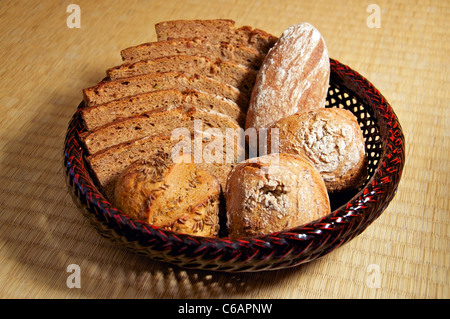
[81,89,246,131]
[182,90,245,127]
[120,37,265,70]
[82,71,248,110]
[87,131,245,201]
[106,55,257,103]
[155,19,277,54]
[80,106,241,155]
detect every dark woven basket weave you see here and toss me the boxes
[64,59,405,272]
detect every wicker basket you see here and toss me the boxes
[63,59,405,272]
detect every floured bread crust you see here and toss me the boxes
[268,108,368,192]
[245,22,330,131]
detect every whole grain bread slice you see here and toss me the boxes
[106,55,257,103]
[120,37,265,70]
[155,19,278,54]
[81,89,246,131]
[81,89,178,131]
[82,71,247,110]
[80,106,241,155]
[88,130,245,201]
[182,90,245,127]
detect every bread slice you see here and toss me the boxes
[81,89,178,131]
[80,89,246,131]
[106,55,257,103]
[114,152,221,237]
[155,19,236,41]
[120,37,265,70]
[82,71,248,110]
[80,106,241,155]
[155,19,277,53]
[182,90,245,127]
[87,131,245,201]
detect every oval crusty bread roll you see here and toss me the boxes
[225,153,330,238]
[268,107,368,193]
[245,22,330,131]
[114,153,221,237]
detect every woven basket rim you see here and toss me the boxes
[64,58,405,271]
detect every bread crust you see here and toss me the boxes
[225,153,330,238]
[245,23,330,131]
[268,108,368,193]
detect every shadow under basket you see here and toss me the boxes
[64,59,405,272]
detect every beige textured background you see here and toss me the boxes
[0,0,448,298]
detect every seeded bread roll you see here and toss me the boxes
[268,108,368,193]
[225,153,330,238]
[245,22,330,131]
[114,153,221,237]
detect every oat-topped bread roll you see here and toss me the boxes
[245,22,330,131]
[114,153,221,237]
[268,108,368,193]
[225,153,330,238]
[155,19,277,54]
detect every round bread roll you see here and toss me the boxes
[267,107,368,193]
[114,152,221,237]
[225,153,330,238]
